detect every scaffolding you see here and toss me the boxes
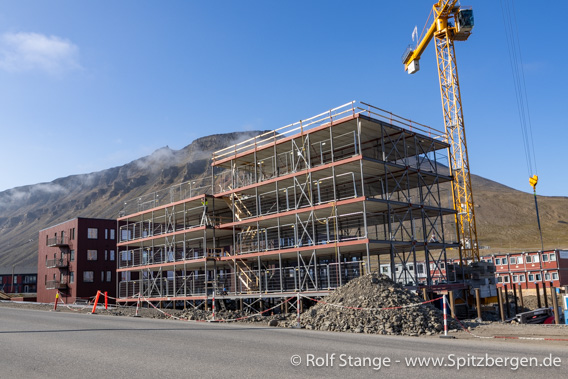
[116,101,460,308]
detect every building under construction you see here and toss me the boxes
[116,101,460,308]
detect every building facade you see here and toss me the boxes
[116,102,460,307]
[37,217,117,303]
[0,265,37,294]
[483,250,568,289]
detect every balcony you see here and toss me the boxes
[46,259,68,269]
[45,280,67,290]
[47,236,69,247]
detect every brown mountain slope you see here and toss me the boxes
[471,175,568,254]
[0,133,566,269]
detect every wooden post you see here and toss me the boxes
[422,288,429,301]
[551,285,560,325]
[504,284,510,318]
[542,282,549,308]
[497,287,505,322]
[448,291,456,319]
[518,283,524,310]
[512,283,518,315]
[535,283,542,308]
[474,288,482,321]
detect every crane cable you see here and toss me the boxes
[500,0,543,251]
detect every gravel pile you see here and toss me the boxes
[291,273,456,336]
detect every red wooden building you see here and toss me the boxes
[482,250,567,289]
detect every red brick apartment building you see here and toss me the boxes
[481,250,568,289]
[37,218,117,303]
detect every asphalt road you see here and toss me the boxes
[0,307,566,379]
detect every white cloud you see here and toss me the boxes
[0,32,80,74]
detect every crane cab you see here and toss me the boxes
[454,7,474,41]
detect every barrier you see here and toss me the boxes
[439,294,454,339]
[91,291,101,314]
[53,292,59,311]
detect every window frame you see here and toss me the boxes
[87,228,98,239]
[83,271,94,283]
[87,250,98,261]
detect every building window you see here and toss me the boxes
[101,271,105,282]
[105,250,108,261]
[70,250,75,261]
[552,272,559,280]
[417,264,424,274]
[525,255,532,263]
[87,228,98,239]
[502,258,508,265]
[528,274,534,281]
[495,258,501,265]
[110,250,115,261]
[550,253,556,261]
[381,266,388,273]
[533,255,540,263]
[83,271,94,283]
[545,273,551,281]
[106,271,112,282]
[535,274,542,281]
[542,254,548,262]
[512,275,518,283]
[87,250,98,261]
[497,277,502,283]
[105,229,108,239]
[503,276,510,283]
[510,257,516,264]
[71,228,75,240]
[519,274,525,282]
[70,272,74,284]
[110,229,115,240]
[517,256,523,264]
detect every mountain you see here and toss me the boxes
[0,131,567,269]
[0,131,266,268]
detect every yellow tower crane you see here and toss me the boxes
[402,0,479,264]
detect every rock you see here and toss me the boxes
[298,273,448,337]
[268,319,279,327]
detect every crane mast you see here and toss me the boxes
[402,0,479,264]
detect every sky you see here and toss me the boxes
[0,0,566,197]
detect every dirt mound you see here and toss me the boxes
[296,273,455,336]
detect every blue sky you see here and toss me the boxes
[0,1,566,196]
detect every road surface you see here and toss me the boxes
[0,306,566,378]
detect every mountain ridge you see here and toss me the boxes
[1,130,566,269]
